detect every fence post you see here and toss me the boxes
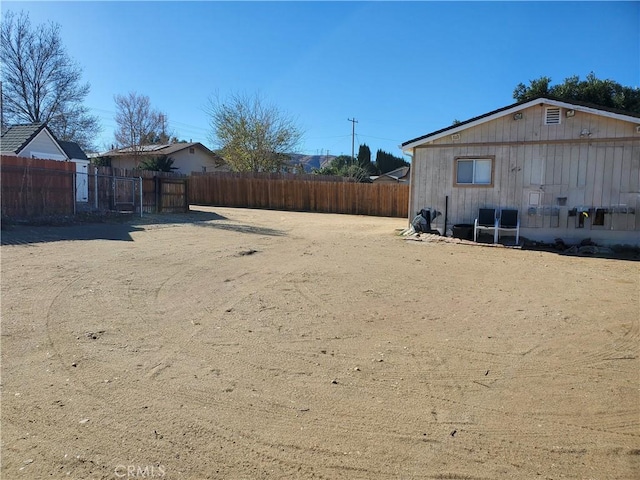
[94,167,99,210]
[111,171,116,210]
[184,177,189,212]
[139,176,143,217]
[73,170,77,216]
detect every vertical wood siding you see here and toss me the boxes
[409,105,640,243]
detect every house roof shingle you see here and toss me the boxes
[103,142,217,157]
[58,140,88,160]
[0,123,47,154]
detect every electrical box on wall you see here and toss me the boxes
[528,191,541,206]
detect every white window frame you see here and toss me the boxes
[454,156,494,187]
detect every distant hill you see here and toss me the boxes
[287,154,335,172]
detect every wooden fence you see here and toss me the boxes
[189,172,409,218]
[91,166,188,213]
[1,155,76,218]
[2,159,408,220]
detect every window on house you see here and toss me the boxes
[455,157,493,186]
[545,107,561,125]
[189,147,195,154]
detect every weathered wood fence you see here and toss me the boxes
[1,155,76,218]
[91,166,188,213]
[0,157,189,220]
[2,159,409,220]
[189,172,409,218]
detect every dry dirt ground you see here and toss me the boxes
[1,206,638,480]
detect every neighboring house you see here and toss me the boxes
[1,123,90,202]
[371,166,410,184]
[401,96,640,246]
[94,142,227,174]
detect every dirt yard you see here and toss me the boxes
[1,206,638,480]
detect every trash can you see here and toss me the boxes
[452,224,473,240]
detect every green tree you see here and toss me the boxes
[313,155,371,182]
[206,92,303,172]
[375,149,409,174]
[138,155,177,172]
[513,73,640,113]
[357,143,376,175]
[0,10,100,150]
[513,76,552,102]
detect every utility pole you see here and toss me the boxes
[159,113,167,142]
[348,118,358,164]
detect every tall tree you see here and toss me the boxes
[113,92,163,156]
[140,112,175,144]
[0,10,100,150]
[513,73,640,113]
[375,149,409,174]
[357,143,376,174]
[206,92,303,172]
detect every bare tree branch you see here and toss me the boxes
[113,92,163,160]
[0,10,100,150]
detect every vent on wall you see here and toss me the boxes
[545,107,561,125]
[636,125,640,133]
[451,133,461,140]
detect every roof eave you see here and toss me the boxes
[401,97,640,153]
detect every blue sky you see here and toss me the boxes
[4,1,639,157]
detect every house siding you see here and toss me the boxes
[409,103,640,245]
[19,130,67,160]
[106,146,222,174]
[170,149,220,174]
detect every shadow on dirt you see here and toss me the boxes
[1,209,286,245]
[520,238,640,262]
[193,222,286,237]
[1,223,145,245]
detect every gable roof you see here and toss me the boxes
[0,123,47,154]
[401,96,640,152]
[378,166,410,180]
[58,140,88,160]
[102,142,220,158]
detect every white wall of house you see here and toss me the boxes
[19,129,67,160]
[170,148,220,174]
[408,103,640,245]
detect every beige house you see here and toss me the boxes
[95,142,227,175]
[401,97,640,246]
